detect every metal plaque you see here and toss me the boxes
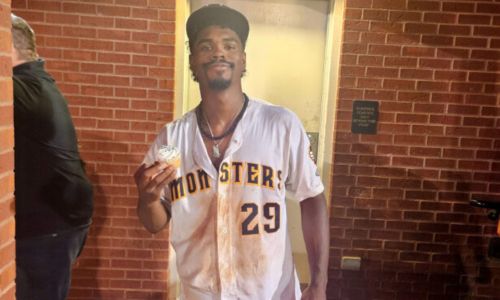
[352,100,379,134]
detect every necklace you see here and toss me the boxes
[203,117,225,158]
[197,94,249,141]
[196,94,249,158]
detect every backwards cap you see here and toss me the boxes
[186,4,249,49]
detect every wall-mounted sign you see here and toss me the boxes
[352,100,378,134]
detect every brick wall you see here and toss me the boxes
[12,0,175,299]
[329,0,499,299]
[0,0,16,299]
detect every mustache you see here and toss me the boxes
[203,59,234,69]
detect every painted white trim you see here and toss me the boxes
[174,0,190,119]
[318,0,344,213]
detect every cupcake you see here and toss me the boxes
[157,145,181,168]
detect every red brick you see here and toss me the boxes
[450,82,483,93]
[389,11,422,22]
[360,32,386,44]
[345,8,362,19]
[425,158,456,169]
[485,84,500,93]
[343,43,367,54]
[405,23,437,34]
[460,137,493,148]
[443,2,475,13]
[468,72,497,82]
[383,79,415,90]
[445,127,477,137]
[27,0,61,11]
[370,21,403,33]
[132,7,158,19]
[401,68,433,79]
[341,66,366,76]
[408,0,440,11]
[358,55,384,66]
[459,14,491,25]
[363,9,388,21]
[366,67,398,78]
[434,70,467,81]
[427,136,459,147]
[97,29,131,41]
[400,252,430,262]
[491,39,500,49]
[471,49,500,60]
[80,15,114,27]
[479,128,500,138]
[394,135,426,145]
[439,24,471,35]
[369,45,402,56]
[115,18,148,30]
[403,46,435,57]
[423,12,456,23]
[402,232,433,242]
[423,35,454,46]
[416,80,449,91]
[149,21,175,33]
[419,58,452,69]
[447,104,480,115]
[392,156,424,167]
[345,20,369,31]
[431,93,463,104]
[477,3,500,13]
[398,91,429,102]
[410,147,441,157]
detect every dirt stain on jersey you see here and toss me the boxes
[178,193,220,291]
[233,197,269,295]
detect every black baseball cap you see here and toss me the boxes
[186,4,249,49]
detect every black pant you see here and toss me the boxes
[16,226,89,300]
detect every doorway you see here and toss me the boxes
[172,0,343,296]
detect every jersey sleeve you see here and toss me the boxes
[284,113,324,202]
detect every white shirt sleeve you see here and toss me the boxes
[284,112,324,201]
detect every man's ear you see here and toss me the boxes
[189,54,198,82]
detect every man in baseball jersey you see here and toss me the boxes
[134,4,329,299]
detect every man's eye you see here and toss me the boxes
[199,44,212,51]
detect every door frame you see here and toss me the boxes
[171,1,345,296]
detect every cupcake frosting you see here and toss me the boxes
[157,145,180,162]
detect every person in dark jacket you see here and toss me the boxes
[11,13,93,300]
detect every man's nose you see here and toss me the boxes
[211,44,225,59]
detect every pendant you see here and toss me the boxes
[213,144,221,158]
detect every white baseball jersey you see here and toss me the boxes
[143,97,324,300]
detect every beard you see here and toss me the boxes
[203,60,234,90]
[208,78,231,90]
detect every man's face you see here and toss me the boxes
[189,25,246,91]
